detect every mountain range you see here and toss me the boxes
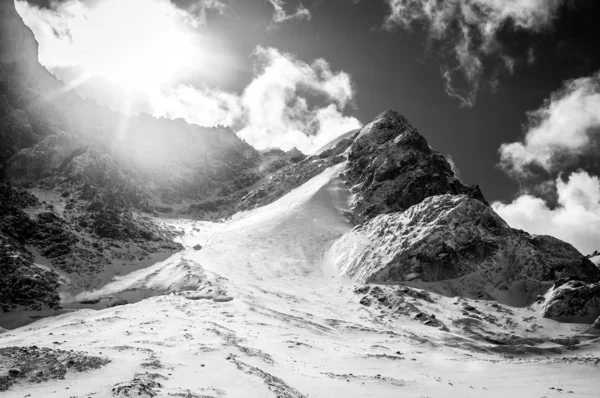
[1,1,599,396]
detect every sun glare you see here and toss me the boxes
[70,0,195,91]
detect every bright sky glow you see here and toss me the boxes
[19,0,197,91]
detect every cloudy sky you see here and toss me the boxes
[16,0,600,254]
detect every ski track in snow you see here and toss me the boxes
[1,164,599,397]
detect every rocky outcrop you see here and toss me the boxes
[346,110,486,223]
[0,346,111,392]
[258,147,306,174]
[587,250,600,267]
[333,194,600,289]
[542,279,600,323]
[0,182,181,295]
[5,132,85,184]
[0,234,61,312]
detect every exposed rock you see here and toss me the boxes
[413,312,449,331]
[586,316,600,334]
[587,250,600,267]
[0,234,61,312]
[258,147,306,174]
[333,194,599,287]
[237,152,346,212]
[0,346,110,392]
[542,280,600,323]
[5,132,85,184]
[345,110,486,223]
[193,244,202,251]
[111,372,166,397]
[550,337,580,346]
[107,299,129,308]
[359,296,372,306]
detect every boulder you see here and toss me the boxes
[542,280,600,323]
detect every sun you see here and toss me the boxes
[71,0,195,91]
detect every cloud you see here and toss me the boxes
[495,70,600,254]
[267,0,311,26]
[152,84,243,127]
[168,0,226,27]
[499,71,600,179]
[16,0,201,80]
[154,46,361,153]
[383,0,565,106]
[493,171,600,254]
[21,0,226,27]
[445,155,462,181]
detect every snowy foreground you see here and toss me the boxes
[1,164,599,397]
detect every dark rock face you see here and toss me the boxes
[542,280,600,323]
[333,194,600,288]
[346,110,486,223]
[528,235,600,282]
[0,235,61,312]
[227,110,486,222]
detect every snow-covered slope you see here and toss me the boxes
[0,164,600,397]
[2,164,600,397]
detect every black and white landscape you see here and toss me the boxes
[1,0,600,396]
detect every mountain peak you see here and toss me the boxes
[373,108,407,123]
[346,110,486,222]
[357,109,414,141]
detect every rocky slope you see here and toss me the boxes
[0,0,306,311]
[345,110,486,223]
[333,194,599,284]
[325,111,599,316]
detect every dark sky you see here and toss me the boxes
[18,0,600,204]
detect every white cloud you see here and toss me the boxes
[152,84,243,127]
[236,47,360,152]
[170,0,226,27]
[267,0,311,26]
[493,171,600,254]
[499,71,600,177]
[383,0,564,106]
[496,70,600,254]
[445,155,462,181]
[152,47,361,153]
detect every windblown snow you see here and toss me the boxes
[1,164,599,397]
